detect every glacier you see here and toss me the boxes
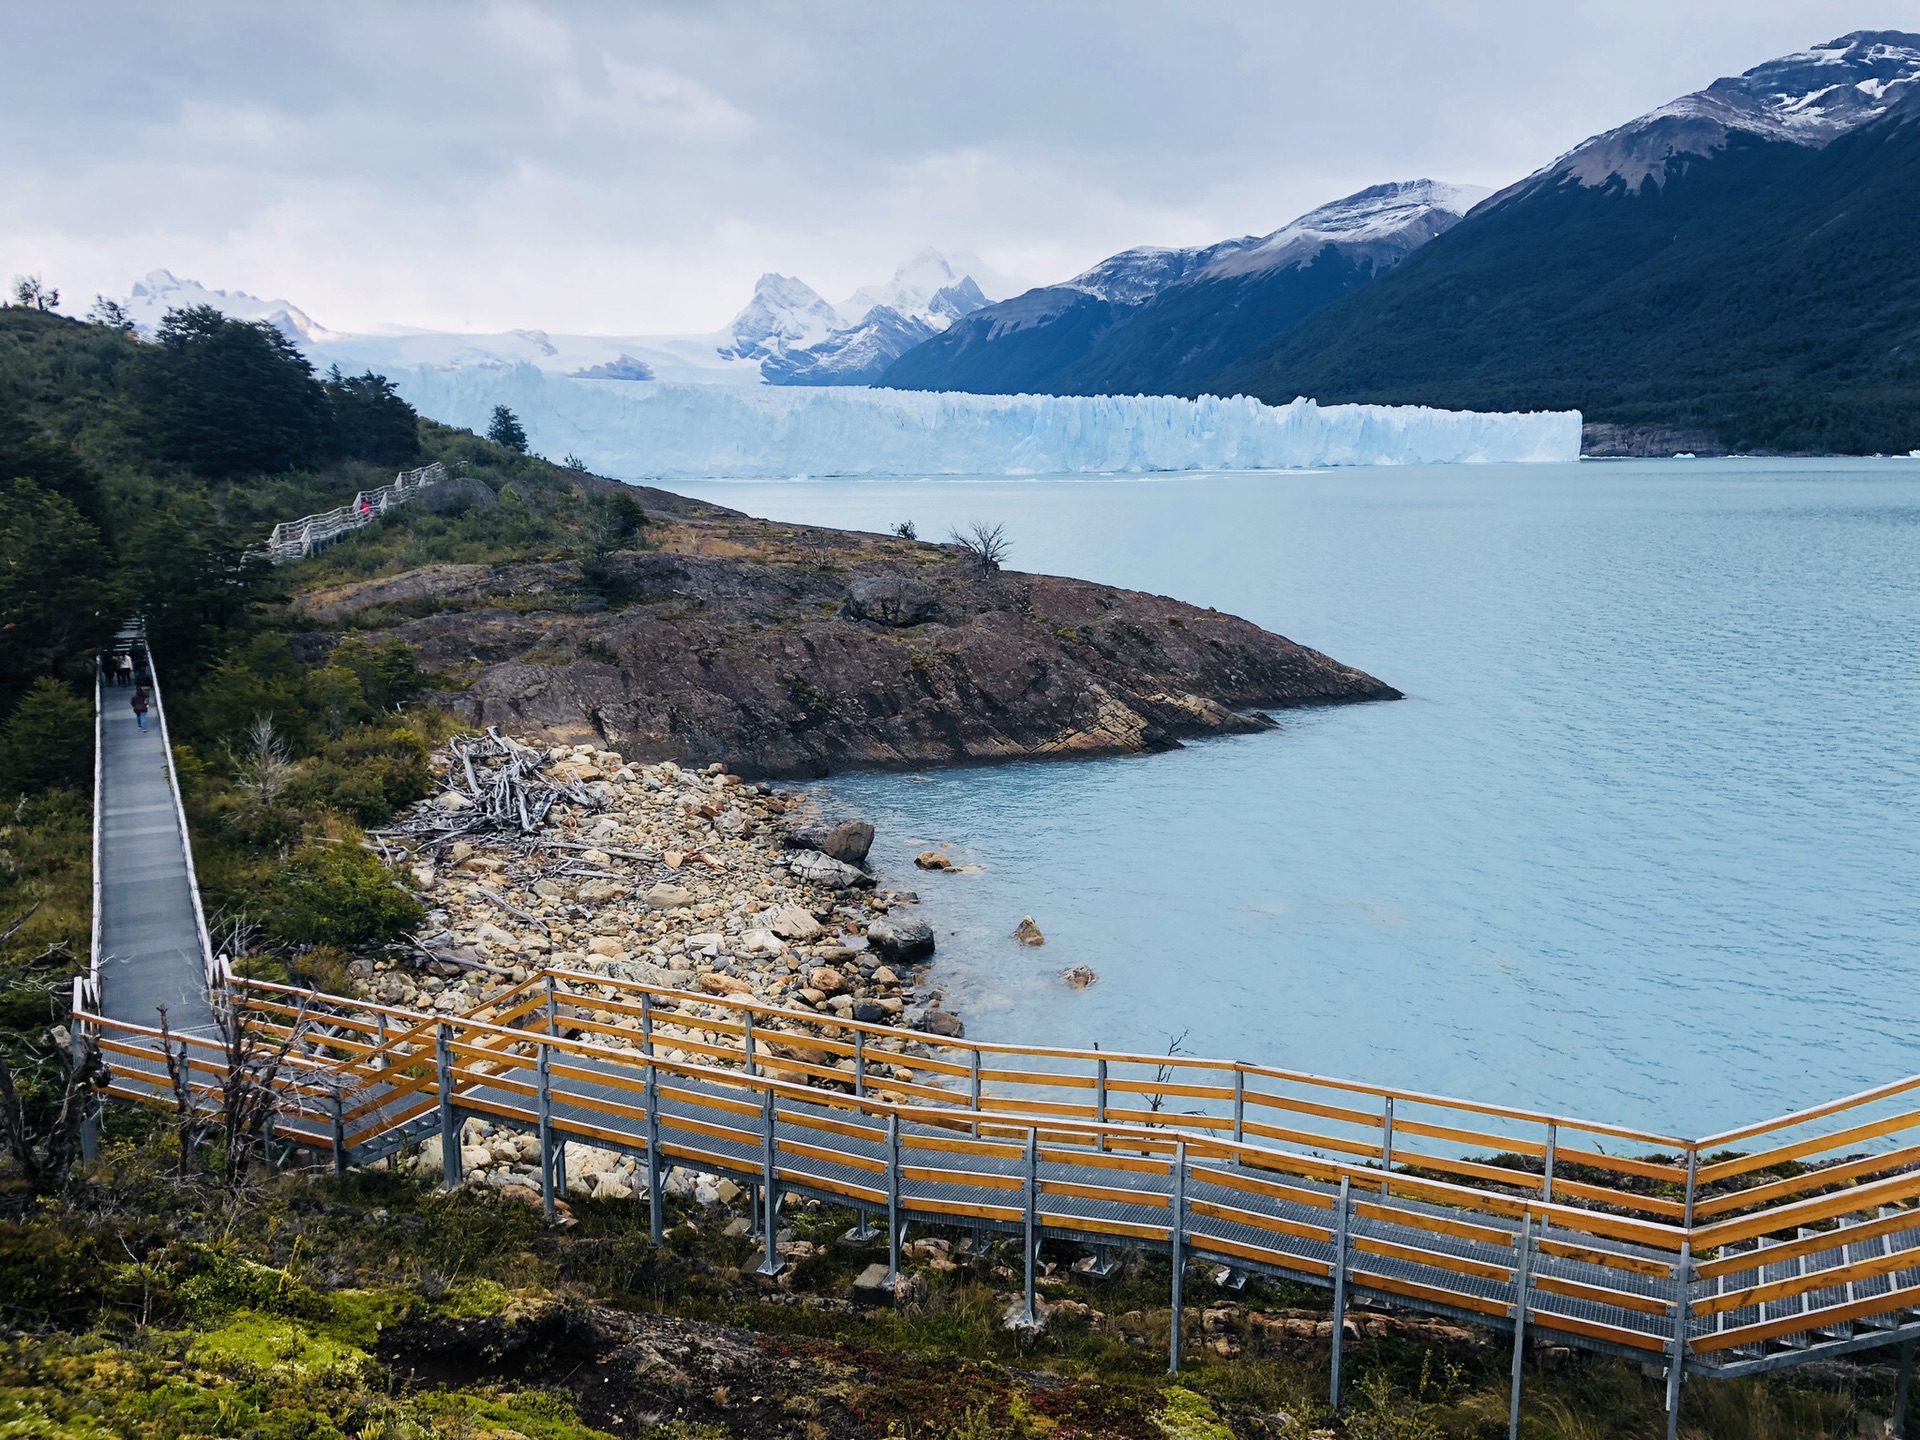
[389,362,1581,479]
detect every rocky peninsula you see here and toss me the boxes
[300,487,1399,778]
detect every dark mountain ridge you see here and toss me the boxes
[1205,31,1920,454]
[880,180,1484,397]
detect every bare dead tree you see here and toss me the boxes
[228,715,296,808]
[948,521,1010,576]
[0,1026,109,1193]
[1144,1028,1190,1117]
[212,986,313,1187]
[157,1006,217,1178]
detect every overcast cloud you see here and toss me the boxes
[2,1,1909,335]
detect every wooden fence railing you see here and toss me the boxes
[73,967,1920,1400]
[262,461,447,563]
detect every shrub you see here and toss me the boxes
[265,842,421,949]
[288,726,432,827]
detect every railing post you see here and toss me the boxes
[1380,1095,1394,1193]
[886,1112,902,1286]
[1232,1067,1245,1144]
[1666,1242,1692,1440]
[1896,1339,1914,1440]
[1330,1175,1352,1410]
[843,1034,878,1244]
[1682,1146,1699,1229]
[437,1022,459,1189]
[537,1040,555,1220]
[71,1004,98,1162]
[645,1055,663,1245]
[544,977,565,1197]
[743,1009,756,1076]
[969,1049,982,1136]
[1542,1121,1557,1203]
[756,1085,783,1276]
[1508,1213,1534,1440]
[330,1087,347,1177]
[1021,1127,1039,1326]
[640,992,653,1055]
[1169,1140,1187,1375]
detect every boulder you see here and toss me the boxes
[434,791,474,810]
[1014,916,1046,946]
[644,882,697,909]
[700,972,752,996]
[843,571,940,628]
[914,850,953,870]
[788,819,875,866]
[764,904,824,941]
[787,850,872,890]
[807,965,849,994]
[867,916,935,962]
[577,878,627,903]
[587,936,626,958]
[1063,965,1097,989]
[737,928,785,957]
[919,1010,965,1039]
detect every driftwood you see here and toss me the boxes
[474,886,551,936]
[382,729,604,844]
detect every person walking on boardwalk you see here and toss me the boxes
[114,651,133,686]
[130,684,150,730]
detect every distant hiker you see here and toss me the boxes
[114,652,133,686]
[359,498,373,519]
[130,685,150,730]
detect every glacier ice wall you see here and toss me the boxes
[390,363,1581,479]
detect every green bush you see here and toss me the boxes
[265,842,421,949]
[287,726,432,827]
[0,678,91,795]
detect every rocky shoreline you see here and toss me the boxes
[360,733,960,1204]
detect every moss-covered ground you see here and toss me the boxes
[0,1113,1898,1440]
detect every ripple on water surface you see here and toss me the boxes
[667,459,1920,1136]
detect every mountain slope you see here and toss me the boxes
[1215,32,1920,453]
[880,181,1483,396]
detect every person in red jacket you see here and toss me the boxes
[130,685,150,731]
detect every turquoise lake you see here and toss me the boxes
[669,460,1920,1136]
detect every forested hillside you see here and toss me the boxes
[0,301,638,1007]
[1215,109,1920,454]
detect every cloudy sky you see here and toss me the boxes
[3,1,1907,335]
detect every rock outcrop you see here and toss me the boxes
[298,506,1398,778]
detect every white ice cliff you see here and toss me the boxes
[389,363,1582,479]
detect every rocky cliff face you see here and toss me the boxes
[299,508,1397,777]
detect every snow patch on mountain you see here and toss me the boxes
[1509,30,1920,196]
[122,269,341,344]
[1061,180,1487,304]
[384,363,1580,478]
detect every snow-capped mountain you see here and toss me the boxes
[880,180,1485,396]
[1212,30,1920,455]
[718,274,844,362]
[837,249,991,330]
[764,253,994,386]
[123,269,341,344]
[1501,29,1920,197]
[107,252,994,388]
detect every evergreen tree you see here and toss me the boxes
[486,405,528,453]
[325,368,423,465]
[0,679,91,795]
[141,305,329,477]
[0,481,122,710]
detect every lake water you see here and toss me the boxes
[668,460,1920,1137]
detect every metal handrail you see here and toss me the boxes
[262,461,447,564]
